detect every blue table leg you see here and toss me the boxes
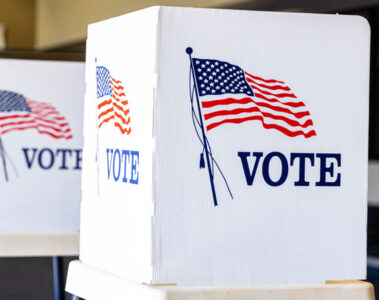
[52,256,65,300]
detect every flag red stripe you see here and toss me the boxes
[254,93,305,108]
[0,99,74,139]
[112,95,129,106]
[34,129,72,139]
[32,122,71,133]
[249,82,296,98]
[1,125,72,139]
[111,77,122,84]
[0,114,31,121]
[112,85,124,91]
[32,112,61,119]
[31,107,57,113]
[113,102,129,115]
[204,106,313,128]
[1,125,37,134]
[98,99,112,109]
[0,120,34,128]
[246,77,291,91]
[98,107,114,119]
[28,102,55,109]
[244,71,285,84]
[99,115,114,128]
[34,117,69,128]
[202,97,253,108]
[253,99,310,118]
[112,94,121,102]
[112,90,126,97]
[202,95,305,109]
[115,122,131,135]
[29,107,58,114]
[206,115,316,138]
[202,97,310,118]
[35,117,68,126]
[114,112,130,125]
[53,116,66,121]
[201,98,310,119]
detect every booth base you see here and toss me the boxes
[66,260,375,300]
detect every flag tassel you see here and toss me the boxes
[200,152,205,169]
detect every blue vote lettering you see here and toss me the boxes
[238,151,341,187]
[22,147,82,170]
[106,148,139,184]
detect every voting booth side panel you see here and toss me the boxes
[152,7,370,285]
[0,59,84,236]
[79,7,159,283]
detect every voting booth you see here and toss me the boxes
[0,59,84,256]
[76,7,370,288]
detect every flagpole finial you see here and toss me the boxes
[186,47,193,55]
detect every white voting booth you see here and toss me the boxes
[0,59,84,256]
[67,6,373,299]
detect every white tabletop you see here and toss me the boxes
[0,233,79,256]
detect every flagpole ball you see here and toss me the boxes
[186,47,193,54]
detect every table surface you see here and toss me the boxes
[0,233,79,256]
[66,260,375,300]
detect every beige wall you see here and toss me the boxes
[0,0,249,51]
[35,0,246,50]
[0,0,35,49]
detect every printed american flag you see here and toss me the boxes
[96,66,131,135]
[0,90,72,139]
[192,58,316,138]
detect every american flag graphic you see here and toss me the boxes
[0,90,72,139]
[192,58,316,138]
[96,66,131,135]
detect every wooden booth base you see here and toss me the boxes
[66,260,375,300]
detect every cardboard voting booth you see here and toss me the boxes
[80,7,370,285]
[0,59,84,255]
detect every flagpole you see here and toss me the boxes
[0,134,8,181]
[186,47,218,206]
[95,57,100,196]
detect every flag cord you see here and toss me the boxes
[3,149,18,177]
[0,134,8,181]
[189,67,233,200]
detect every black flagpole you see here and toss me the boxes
[186,47,218,206]
[0,134,8,181]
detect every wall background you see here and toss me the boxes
[0,0,35,49]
